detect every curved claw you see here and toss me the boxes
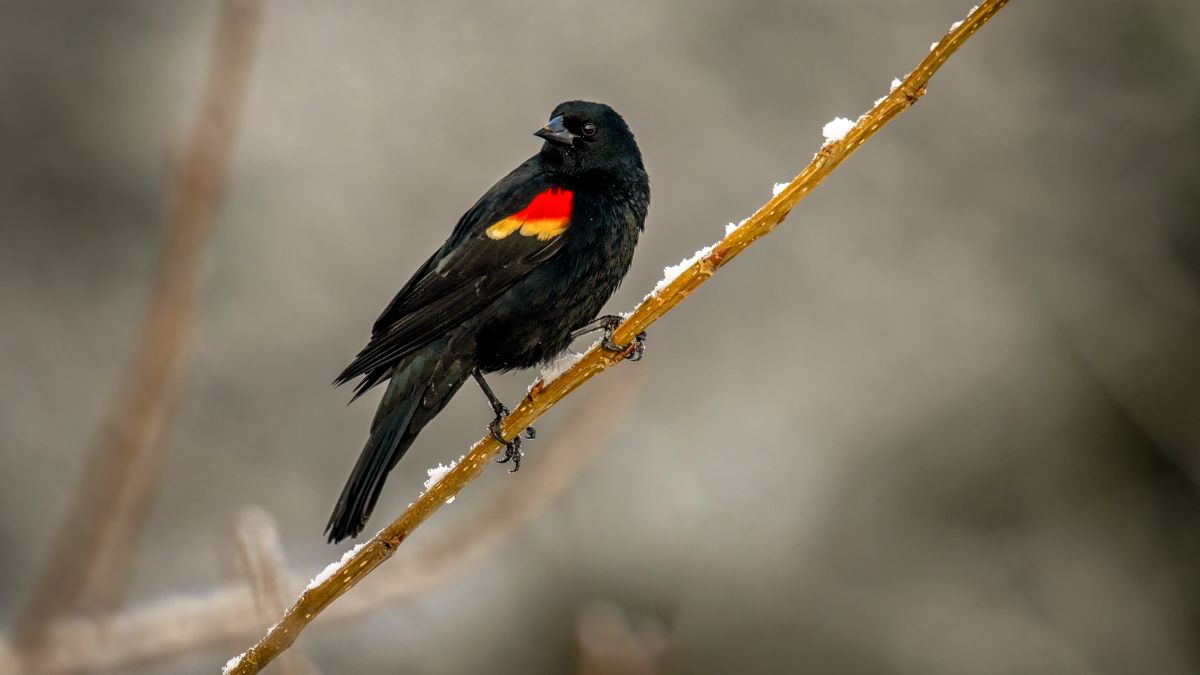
[495,438,522,472]
[602,329,648,362]
[626,331,648,362]
[488,415,525,472]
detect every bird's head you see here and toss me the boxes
[535,100,644,177]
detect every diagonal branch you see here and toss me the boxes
[226,2,1011,672]
[14,0,268,656]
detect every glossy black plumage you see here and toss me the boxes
[326,101,649,543]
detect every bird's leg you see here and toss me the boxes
[570,314,622,341]
[472,370,534,472]
[573,315,648,362]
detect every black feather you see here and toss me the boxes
[326,334,473,542]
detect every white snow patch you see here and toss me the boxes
[950,19,963,30]
[821,117,855,143]
[306,542,366,591]
[772,182,789,197]
[876,78,904,107]
[423,456,463,503]
[725,218,748,237]
[930,41,939,51]
[649,244,714,298]
[540,347,588,385]
[223,653,246,675]
[969,4,979,15]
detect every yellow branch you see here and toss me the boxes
[226,2,1010,672]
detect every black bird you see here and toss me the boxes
[326,101,650,543]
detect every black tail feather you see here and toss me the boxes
[326,336,473,543]
[324,395,417,542]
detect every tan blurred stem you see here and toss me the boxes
[0,371,643,675]
[227,2,1011,672]
[233,509,319,675]
[13,0,268,655]
[575,600,668,675]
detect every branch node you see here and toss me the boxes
[902,82,928,104]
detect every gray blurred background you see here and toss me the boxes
[3,0,1199,673]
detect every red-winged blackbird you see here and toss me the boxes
[326,101,650,543]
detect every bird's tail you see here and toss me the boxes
[326,334,474,543]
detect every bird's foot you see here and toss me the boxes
[573,315,647,362]
[602,327,648,363]
[488,403,535,472]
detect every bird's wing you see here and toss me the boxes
[334,169,573,390]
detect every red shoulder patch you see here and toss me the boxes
[485,188,573,241]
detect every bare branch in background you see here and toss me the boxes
[575,600,668,675]
[0,371,644,674]
[233,508,320,675]
[12,0,268,659]
[227,2,1013,672]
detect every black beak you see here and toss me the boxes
[534,115,575,146]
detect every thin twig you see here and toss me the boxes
[13,0,268,657]
[0,372,644,675]
[227,2,1012,672]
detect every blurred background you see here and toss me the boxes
[2,0,1199,673]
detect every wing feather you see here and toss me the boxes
[334,165,571,392]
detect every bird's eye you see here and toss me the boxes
[581,122,598,137]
